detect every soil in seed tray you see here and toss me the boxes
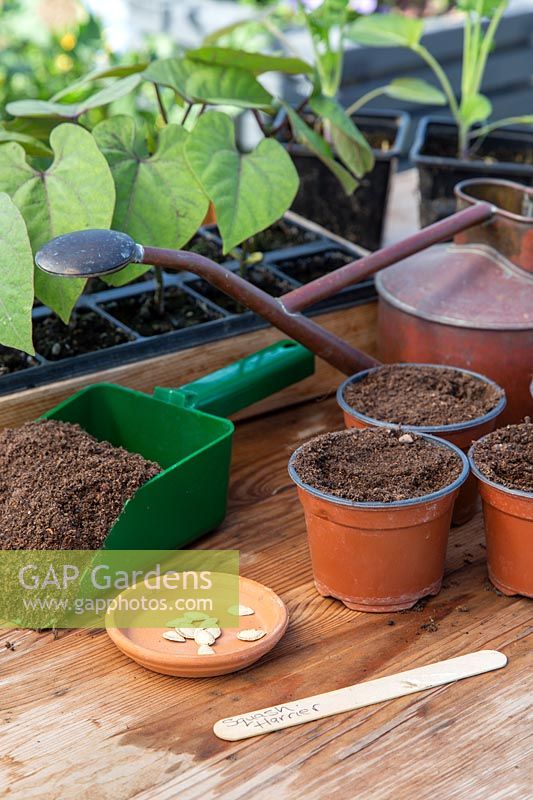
[186,233,232,262]
[102,286,221,336]
[343,365,504,427]
[275,250,355,284]
[189,267,294,314]
[208,220,318,252]
[34,309,133,360]
[0,346,39,376]
[0,419,161,549]
[472,422,533,493]
[292,427,462,503]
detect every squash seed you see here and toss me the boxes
[162,631,186,643]
[194,629,215,646]
[197,644,215,655]
[228,604,255,617]
[205,627,221,640]
[237,629,266,642]
[177,627,198,639]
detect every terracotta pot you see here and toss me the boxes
[469,448,533,598]
[337,364,506,526]
[289,434,469,612]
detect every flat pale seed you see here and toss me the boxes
[237,629,266,642]
[205,627,221,639]
[197,644,215,655]
[228,604,255,617]
[177,627,198,639]
[162,631,186,643]
[195,629,215,646]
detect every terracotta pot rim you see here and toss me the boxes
[289,432,469,510]
[468,443,533,501]
[337,363,506,435]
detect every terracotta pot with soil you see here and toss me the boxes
[469,422,533,598]
[289,427,469,612]
[337,364,506,526]
[411,117,533,227]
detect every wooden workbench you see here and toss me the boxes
[1,391,531,799]
[1,171,531,798]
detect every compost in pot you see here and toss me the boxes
[342,365,504,427]
[0,420,161,549]
[292,427,462,503]
[471,422,533,493]
[289,427,467,612]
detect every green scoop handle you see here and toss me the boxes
[153,340,314,417]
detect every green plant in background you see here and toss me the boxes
[0,47,308,345]
[349,1,533,158]
[206,0,446,198]
[0,0,106,119]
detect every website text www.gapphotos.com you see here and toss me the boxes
[0,550,239,629]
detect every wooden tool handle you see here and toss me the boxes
[213,650,507,741]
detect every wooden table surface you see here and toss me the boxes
[1,170,531,798]
[1,391,531,800]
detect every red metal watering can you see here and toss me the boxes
[35,178,532,423]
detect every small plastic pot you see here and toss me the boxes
[337,365,506,526]
[289,434,469,612]
[469,446,533,598]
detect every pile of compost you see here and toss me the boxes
[0,420,161,549]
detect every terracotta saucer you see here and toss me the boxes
[105,574,288,677]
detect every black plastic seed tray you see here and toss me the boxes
[0,218,375,397]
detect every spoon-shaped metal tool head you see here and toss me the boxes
[35,229,144,278]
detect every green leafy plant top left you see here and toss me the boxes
[0,124,115,322]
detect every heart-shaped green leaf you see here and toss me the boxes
[6,75,141,120]
[143,58,273,109]
[93,116,209,286]
[0,194,34,354]
[282,103,357,195]
[309,94,374,178]
[0,129,52,158]
[187,47,312,76]
[185,111,298,253]
[0,124,115,321]
[383,78,447,105]
[460,93,492,127]
[348,13,424,48]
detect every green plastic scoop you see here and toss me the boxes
[40,341,313,550]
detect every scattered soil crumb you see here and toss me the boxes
[4,641,15,651]
[484,580,504,596]
[471,422,533,493]
[421,617,439,632]
[343,365,503,427]
[457,606,469,613]
[0,419,161,549]
[292,428,462,503]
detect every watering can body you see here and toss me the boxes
[376,179,533,424]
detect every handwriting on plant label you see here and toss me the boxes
[220,703,321,730]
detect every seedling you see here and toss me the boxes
[350,2,533,159]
